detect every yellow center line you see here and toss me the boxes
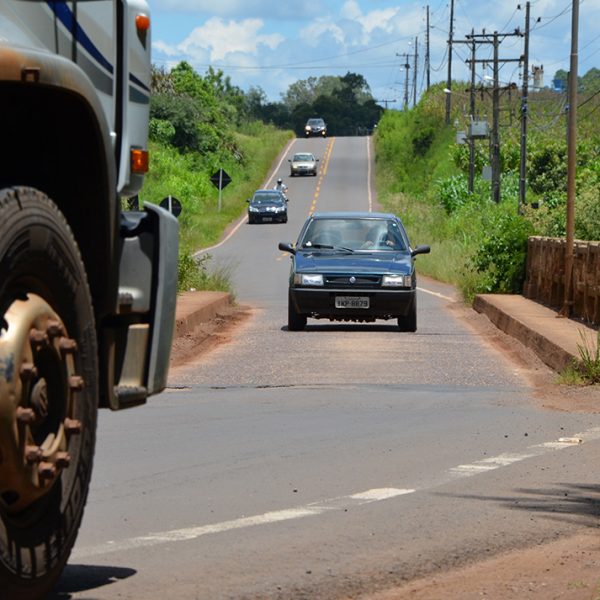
[309,138,335,216]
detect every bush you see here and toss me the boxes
[178,251,232,294]
[470,205,534,294]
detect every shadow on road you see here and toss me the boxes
[441,483,600,527]
[49,564,136,598]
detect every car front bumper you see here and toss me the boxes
[305,129,326,137]
[289,287,415,320]
[291,166,317,175]
[249,211,287,222]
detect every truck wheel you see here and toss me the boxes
[0,187,98,599]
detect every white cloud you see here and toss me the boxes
[156,17,284,62]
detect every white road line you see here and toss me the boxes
[73,428,600,559]
[447,427,600,481]
[417,287,454,301]
[72,487,413,559]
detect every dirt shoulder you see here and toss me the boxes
[169,298,600,600]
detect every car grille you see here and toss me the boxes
[324,274,381,288]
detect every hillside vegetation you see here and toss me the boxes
[140,62,293,291]
[374,78,600,301]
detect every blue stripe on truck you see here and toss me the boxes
[46,1,114,75]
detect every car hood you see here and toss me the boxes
[292,161,316,167]
[296,252,412,273]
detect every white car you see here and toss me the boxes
[289,152,319,177]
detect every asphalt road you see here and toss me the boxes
[55,136,600,600]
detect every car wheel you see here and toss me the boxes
[397,299,417,332]
[0,187,98,599]
[248,216,254,224]
[288,293,306,331]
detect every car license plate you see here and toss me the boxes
[335,296,369,309]
[262,217,273,222]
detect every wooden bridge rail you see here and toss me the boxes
[523,236,600,326]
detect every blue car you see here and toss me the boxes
[278,212,430,331]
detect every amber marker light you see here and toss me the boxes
[131,149,149,174]
[135,14,151,31]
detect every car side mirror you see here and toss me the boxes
[288,159,291,162]
[278,242,296,255]
[411,245,431,257]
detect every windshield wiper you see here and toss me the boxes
[303,243,353,254]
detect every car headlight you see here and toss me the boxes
[275,206,286,213]
[294,273,324,286]
[305,125,311,131]
[248,206,259,212]
[382,274,411,287]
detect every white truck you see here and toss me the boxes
[0,2,178,597]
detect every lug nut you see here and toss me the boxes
[29,328,48,349]
[38,462,56,481]
[69,375,85,392]
[16,406,36,424]
[25,445,43,464]
[59,337,78,356]
[55,452,71,469]
[19,362,38,382]
[47,319,65,338]
[64,418,82,435]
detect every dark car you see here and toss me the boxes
[247,189,288,224]
[278,212,430,331]
[304,118,327,137]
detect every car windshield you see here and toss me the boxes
[293,154,314,161]
[252,193,282,204]
[300,218,407,251]
[307,119,323,126]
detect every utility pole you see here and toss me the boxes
[467,30,523,203]
[562,0,579,317]
[519,1,531,213]
[376,99,397,110]
[469,29,476,193]
[396,52,412,110]
[491,31,501,203]
[403,53,410,110]
[426,6,431,90]
[445,0,455,124]
[413,36,419,107]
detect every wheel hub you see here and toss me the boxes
[0,294,83,513]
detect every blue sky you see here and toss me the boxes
[147,0,600,104]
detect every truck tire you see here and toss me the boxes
[0,187,98,599]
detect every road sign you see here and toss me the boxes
[159,195,182,218]
[210,169,232,190]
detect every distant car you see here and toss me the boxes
[247,189,288,224]
[278,212,430,331]
[304,118,327,137]
[289,152,319,176]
